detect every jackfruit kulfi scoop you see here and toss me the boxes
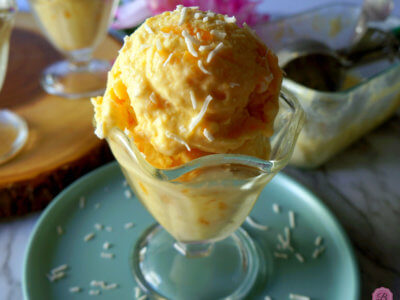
[92,6,282,169]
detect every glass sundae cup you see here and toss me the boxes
[28,0,118,98]
[105,88,304,299]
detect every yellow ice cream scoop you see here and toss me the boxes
[92,5,282,168]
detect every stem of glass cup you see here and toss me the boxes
[173,240,214,258]
[66,48,93,68]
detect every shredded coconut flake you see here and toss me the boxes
[265,73,274,84]
[203,128,214,142]
[47,271,65,282]
[165,131,191,151]
[125,189,132,198]
[144,24,154,35]
[289,293,311,300]
[277,233,287,248]
[163,53,174,67]
[84,233,95,242]
[183,30,200,45]
[312,246,325,259]
[149,92,156,104]
[103,242,111,250]
[188,95,213,132]
[257,80,270,93]
[210,30,227,39]
[207,11,215,17]
[51,264,68,274]
[100,252,115,259]
[89,289,100,296]
[179,125,187,133]
[203,16,209,22]
[105,226,112,232]
[104,283,118,290]
[194,12,202,19]
[140,44,151,51]
[189,91,197,109]
[196,32,202,40]
[225,15,236,23]
[134,88,143,97]
[285,227,291,246]
[215,20,224,25]
[138,295,148,300]
[124,222,135,229]
[69,286,81,293]
[206,42,224,63]
[178,7,188,25]
[156,39,162,51]
[199,44,213,52]
[243,22,262,43]
[135,287,141,298]
[94,223,103,231]
[246,216,269,230]
[182,30,198,57]
[315,236,323,246]
[57,226,63,235]
[90,280,105,288]
[197,60,211,75]
[289,211,296,228]
[295,253,305,263]
[274,252,288,259]
[161,32,171,38]
[79,196,85,209]
[273,203,280,213]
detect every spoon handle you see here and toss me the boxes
[352,0,394,46]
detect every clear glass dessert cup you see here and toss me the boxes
[0,0,28,165]
[28,0,118,99]
[106,89,304,299]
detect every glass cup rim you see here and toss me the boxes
[106,87,304,181]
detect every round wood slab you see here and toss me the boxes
[0,13,121,218]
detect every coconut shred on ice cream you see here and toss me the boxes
[92,5,282,169]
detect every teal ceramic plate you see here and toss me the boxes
[23,162,359,300]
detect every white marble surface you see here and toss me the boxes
[1,1,400,300]
[0,213,38,300]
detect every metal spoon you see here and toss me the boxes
[277,0,394,91]
[352,0,394,46]
[281,28,400,91]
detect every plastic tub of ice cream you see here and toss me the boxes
[256,3,400,168]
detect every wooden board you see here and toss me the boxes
[0,13,122,218]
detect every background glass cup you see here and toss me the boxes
[0,0,28,165]
[105,89,305,299]
[28,0,119,99]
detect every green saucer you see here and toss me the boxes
[23,162,359,300]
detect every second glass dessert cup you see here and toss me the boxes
[0,0,29,164]
[106,89,304,299]
[28,0,118,99]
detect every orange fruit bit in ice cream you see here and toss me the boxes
[198,217,210,226]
